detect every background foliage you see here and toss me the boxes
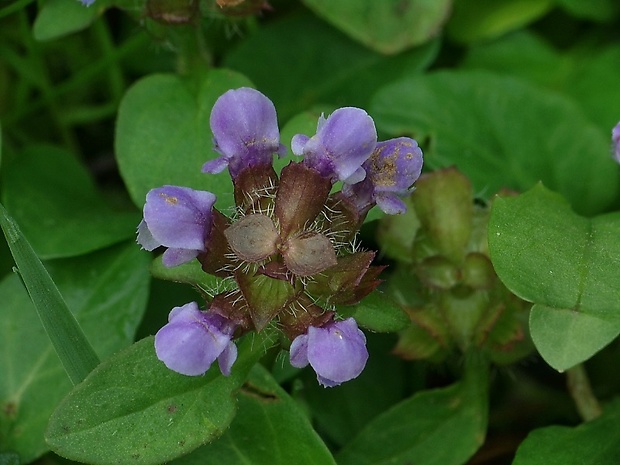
[1,0,620,464]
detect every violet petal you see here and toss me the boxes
[143,185,216,253]
[295,107,377,182]
[154,302,237,376]
[205,87,283,178]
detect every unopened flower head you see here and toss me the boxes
[137,88,423,385]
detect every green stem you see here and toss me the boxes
[0,0,35,19]
[17,11,78,150]
[92,18,125,103]
[566,363,602,421]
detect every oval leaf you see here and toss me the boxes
[336,353,488,465]
[46,333,272,465]
[172,364,337,465]
[371,70,619,215]
[115,70,253,211]
[302,0,451,54]
[1,146,139,259]
[0,243,150,463]
[513,399,620,465]
[488,184,620,371]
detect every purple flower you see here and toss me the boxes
[203,87,286,179]
[292,108,377,183]
[289,318,368,387]
[79,0,95,5]
[613,122,620,164]
[342,137,423,215]
[154,302,238,376]
[137,185,216,267]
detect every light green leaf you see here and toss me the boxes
[0,242,149,463]
[224,12,439,121]
[512,399,620,465]
[488,184,620,371]
[336,352,488,465]
[46,332,274,465]
[371,70,619,215]
[115,70,253,211]
[171,364,336,465]
[447,0,553,43]
[33,0,98,41]
[301,0,451,54]
[1,146,139,259]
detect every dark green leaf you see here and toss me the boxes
[301,333,405,447]
[0,203,99,385]
[33,0,98,41]
[371,70,619,215]
[557,0,620,21]
[301,0,450,54]
[46,332,274,465]
[0,242,149,463]
[463,32,620,132]
[1,146,139,259]
[488,184,620,371]
[115,70,253,211]
[338,290,409,332]
[447,0,553,43]
[171,364,336,465]
[224,12,439,121]
[336,352,488,465]
[512,399,620,465]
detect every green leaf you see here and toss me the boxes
[0,203,99,385]
[463,32,620,132]
[1,146,139,259]
[336,352,488,465]
[33,0,98,41]
[0,242,149,463]
[149,255,223,294]
[224,12,439,121]
[115,70,253,211]
[488,184,620,371]
[512,399,620,465]
[300,333,405,447]
[171,364,336,465]
[0,453,20,465]
[46,332,273,465]
[447,0,553,43]
[370,70,619,215]
[557,0,620,21]
[301,0,450,54]
[338,290,409,332]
